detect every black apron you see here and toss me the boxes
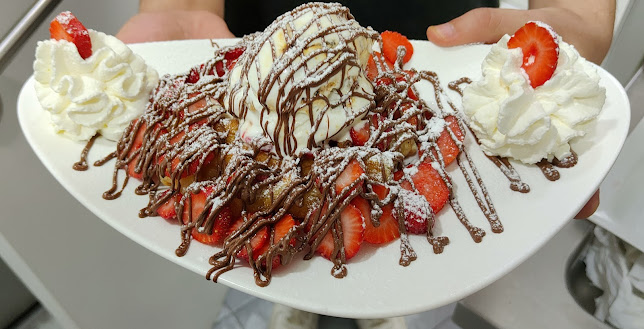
[225,0,499,40]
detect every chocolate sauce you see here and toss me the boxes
[487,156,530,193]
[536,160,561,181]
[448,77,472,97]
[73,134,98,171]
[94,151,116,167]
[428,235,449,254]
[553,150,578,168]
[90,3,518,287]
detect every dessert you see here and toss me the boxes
[86,2,505,286]
[45,6,605,288]
[462,22,606,166]
[34,11,159,142]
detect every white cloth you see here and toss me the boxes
[585,226,644,329]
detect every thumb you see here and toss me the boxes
[427,8,532,46]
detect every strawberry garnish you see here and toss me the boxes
[256,214,297,269]
[316,204,365,260]
[127,154,143,180]
[224,47,245,70]
[229,216,269,261]
[349,124,370,146]
[401,162,449,214]
[352,192,400,244]
[126,119,149,180]
[186,67,200,84]
[212,47,246,76]
[335,159,365,195]
[404,208,427,234]
[192,206,233,245]
[366,52,393,81]
[158,125,214,179]
[156,190,178,221]
[49,12,92,59]
[180,186,212,225]
[507,22,559,88]
[381,31,413,64]
[436,116,465,166]
[399,189,433,235]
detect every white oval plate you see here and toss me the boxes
[18,39,630,319]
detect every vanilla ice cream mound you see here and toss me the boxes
[462,33,606,164]
[226,2,379,157]
[34,30,159,141]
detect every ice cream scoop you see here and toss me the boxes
[225,2,379,157]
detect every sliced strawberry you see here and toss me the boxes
[399,103,419,128]
[366,52,393,81]
[180,187,211,225]
[436,116,465,166]
[381,31,413,64]
[507,22,559,88]
[349,124,370,146]
[127,153,143,180]
[125,119,148,180]
[159,126,214,179]
[156,190,177,220]
[407,87,419,101]
[335,159,365,195]
[256,214,297,269]
[49,12,92,59]
[186,92,209,126]
[229,216,269,261]
[393,169,404,181]
[316,204,365,260]
[214,61,225,77]
[224,47,245,62]
[366,54,379,81]
[192,206,233,245]
[401,162,449,214]
[274,214,297,246]
[224,47,245,70]
[352,194,400,244]
[186,67,200,84]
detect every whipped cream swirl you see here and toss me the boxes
[462,34,606,164]
[34,30,159,141]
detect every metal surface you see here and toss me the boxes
[0,0,61,73]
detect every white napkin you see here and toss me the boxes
[585,226,644,329]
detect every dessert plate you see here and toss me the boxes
[18,39,630,319]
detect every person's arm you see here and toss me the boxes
[139,0,224,17]
[116,0,232,44]
[427,0,616,64]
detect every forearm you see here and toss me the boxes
[139,0,225,17]
[529,0,616,63]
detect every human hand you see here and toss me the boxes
[116,10,234,44]
[426,5,615,65]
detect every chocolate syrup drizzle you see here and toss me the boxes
[88,3,510,287]
[73,134,98,171]
[226,3,379,157]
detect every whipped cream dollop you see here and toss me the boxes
[462,33,606,164]
[226,3,378,156]
[34,30,159,141]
